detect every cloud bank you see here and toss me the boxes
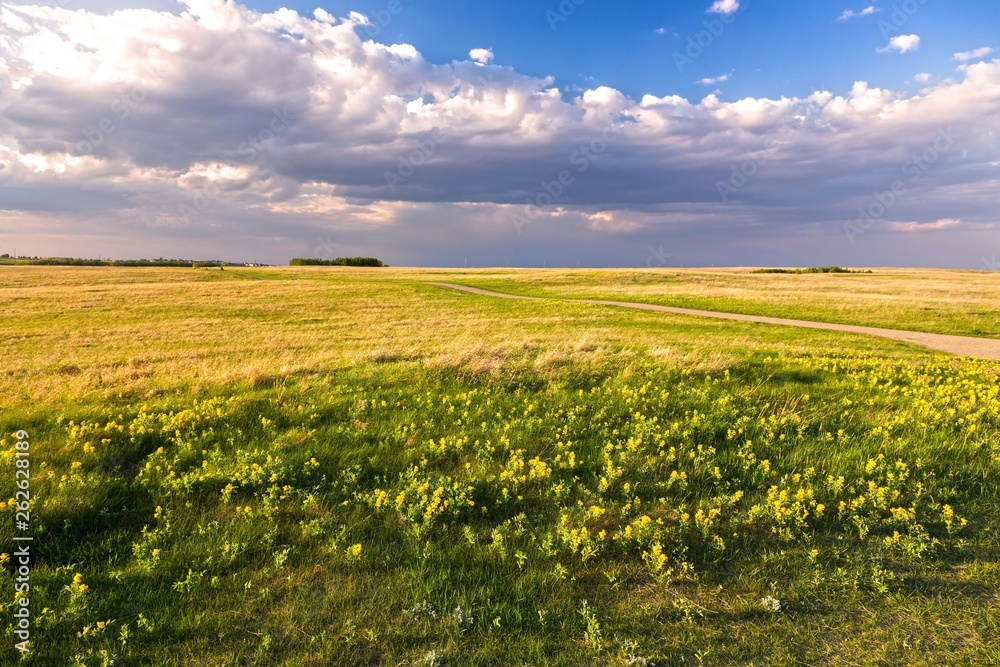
[0,0,998,266]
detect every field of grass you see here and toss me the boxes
[1,266,999,665]
[437,267,1000,339]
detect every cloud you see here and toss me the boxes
[0,0,998,267]
[878,34,921,54]
[707,0,739,15]
[885,219,963,233]
[468,48,494,65]
[837,6,877,21]
[914,73,934,83]
[697,73,730,85]
[954,47,994,62]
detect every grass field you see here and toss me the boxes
[1,266,999,665]
[437,267,1000,339]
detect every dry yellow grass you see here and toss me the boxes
[5,265,951,408]
[417,266,1000,338]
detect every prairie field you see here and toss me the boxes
[441,267,1000,339]
[1,266,999,666]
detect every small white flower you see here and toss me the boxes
[422,649,445,666]
[406,601,438,620]
[761,596,782,612]
[451,606,474,630]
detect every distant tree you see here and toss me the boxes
[17,257,232,267]
[290,257,385,267]
[752,266,871,275]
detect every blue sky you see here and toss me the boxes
[253,0,996,102]
[0,0,998,267]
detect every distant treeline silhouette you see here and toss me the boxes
[5,257,223,267]
[752,266,873,275]
[290,257,385,267]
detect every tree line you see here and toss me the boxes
[289,258,385,267]
[2,257,223,267]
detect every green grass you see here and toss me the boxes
[438,267,1000,338]
[1,267,998,665]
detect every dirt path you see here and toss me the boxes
[429,282,1000,361]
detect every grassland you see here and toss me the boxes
[441,267,1000,339]
[1,266,998,666]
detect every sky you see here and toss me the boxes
[0,0,998,267]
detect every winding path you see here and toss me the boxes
[429,282,1000,361]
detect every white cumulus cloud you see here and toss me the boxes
[708,0,739,15]
[697,74,730,85]
[469,48,494,65]
[837,6,877,21]
[954,47,994,62]
[878,34,921,54]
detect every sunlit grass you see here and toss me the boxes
[0,266,998,665]
[433,266,1000,338]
